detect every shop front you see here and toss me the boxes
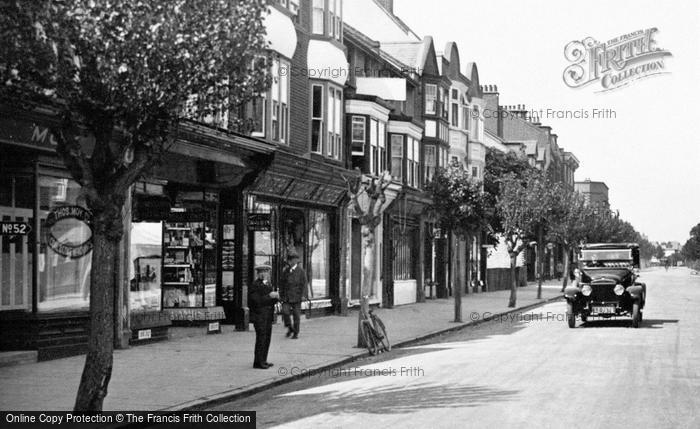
[0,109,96,360]
[382,191,430,307]
[240,151,349,325]
[126,122,275,342]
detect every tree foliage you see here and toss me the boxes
[425,164,487,238]
[682,223,700,262]
[483,147,534,243]
[1,0,270,411]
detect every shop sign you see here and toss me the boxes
[207,321,221,334]
[0,221,32,236]
[137,329,152,340]
[46,205,93,259]
[247,213,272,231]
[0,117,95,153]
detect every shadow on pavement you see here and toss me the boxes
[581,319,678,329]
[254,383,520,427]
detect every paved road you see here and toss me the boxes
[210,268,700,429]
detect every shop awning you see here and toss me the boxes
[248,151,357,206]
[356,77,406,101]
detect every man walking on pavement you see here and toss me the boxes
[280,253,307,339]
[248,265,279,369]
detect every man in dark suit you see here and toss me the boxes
[248,265,278,369]
[280,254,307,339]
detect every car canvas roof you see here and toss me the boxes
[580,243,639,250]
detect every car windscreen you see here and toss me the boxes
[580,249,632,261]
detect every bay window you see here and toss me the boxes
[239,56,289,143]
[425,145,436,182]
[408,137,420,188]
[424,84,437,115]
[312,0,342,41]
[369,119,386,175]
[311,84,324,153]
[390,134,403,180]
[327,87,342,159]
[351,116,366,155]
[451,89,459,127]
[311,82,342,159]
[462,104,469,131]
[440,87,448,120]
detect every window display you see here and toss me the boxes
[37,176,92,311]
[308,210,329,298]
[129,222,162,312]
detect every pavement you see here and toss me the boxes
[0,281,563,411]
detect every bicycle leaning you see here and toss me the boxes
[359,295,391,355]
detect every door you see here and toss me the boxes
[350,219,361,301]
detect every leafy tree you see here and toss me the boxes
[682,223,700,263]
[483,148,533,244]
[547,188,591,291]
[1,0,270,411]
[496,171,554,307]
[425,164,487,322]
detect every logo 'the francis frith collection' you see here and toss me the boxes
[563,28,672,92]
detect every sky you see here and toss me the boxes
[394,0,700,244]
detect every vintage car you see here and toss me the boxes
[564,243,646,328]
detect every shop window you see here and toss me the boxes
[351,116,366,155]
[308,210,330,298]
[393,225,416,280]
[129,221,162,312]
[161,190,218,309]
[390,134,404,180]
[424,84,437,115]
[38,177,91,312]
[1,174,33,310]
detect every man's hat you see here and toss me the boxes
[254,264,272,272]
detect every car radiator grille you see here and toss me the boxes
[590,283,618,302]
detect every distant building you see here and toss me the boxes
[575,179,610,211]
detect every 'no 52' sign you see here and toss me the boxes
[0,221,32,235]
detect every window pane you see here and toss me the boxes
[38,177,91,312]
[1,174,33,309]
[311,120,322,153]
[391,135,403,179]
[312,85,323,119]
[312,0,325,34]
[130,222,162,312]
[425,84,436,114]
[308,210,330,298]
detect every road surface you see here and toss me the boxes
[210,267,700,428]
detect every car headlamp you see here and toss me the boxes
[614,284,625,296]
[581,284,592,296]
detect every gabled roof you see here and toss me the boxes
[381,37,438,76]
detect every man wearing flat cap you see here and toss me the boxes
[280,253,308,339]
[248,264,278,369]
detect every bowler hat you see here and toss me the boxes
[254,264,272,271]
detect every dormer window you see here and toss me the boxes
[312,0,342,41]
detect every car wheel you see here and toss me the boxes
[566,301,576,328]
[631,301,641,328]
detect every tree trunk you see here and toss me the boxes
[508,254,517,308]
[74,228,117,411]
[358,224,376,347]
[561,245,570,292]
[454,233,462,322]
[537,226,544,299]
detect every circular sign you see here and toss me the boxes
[45,205,93,258]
